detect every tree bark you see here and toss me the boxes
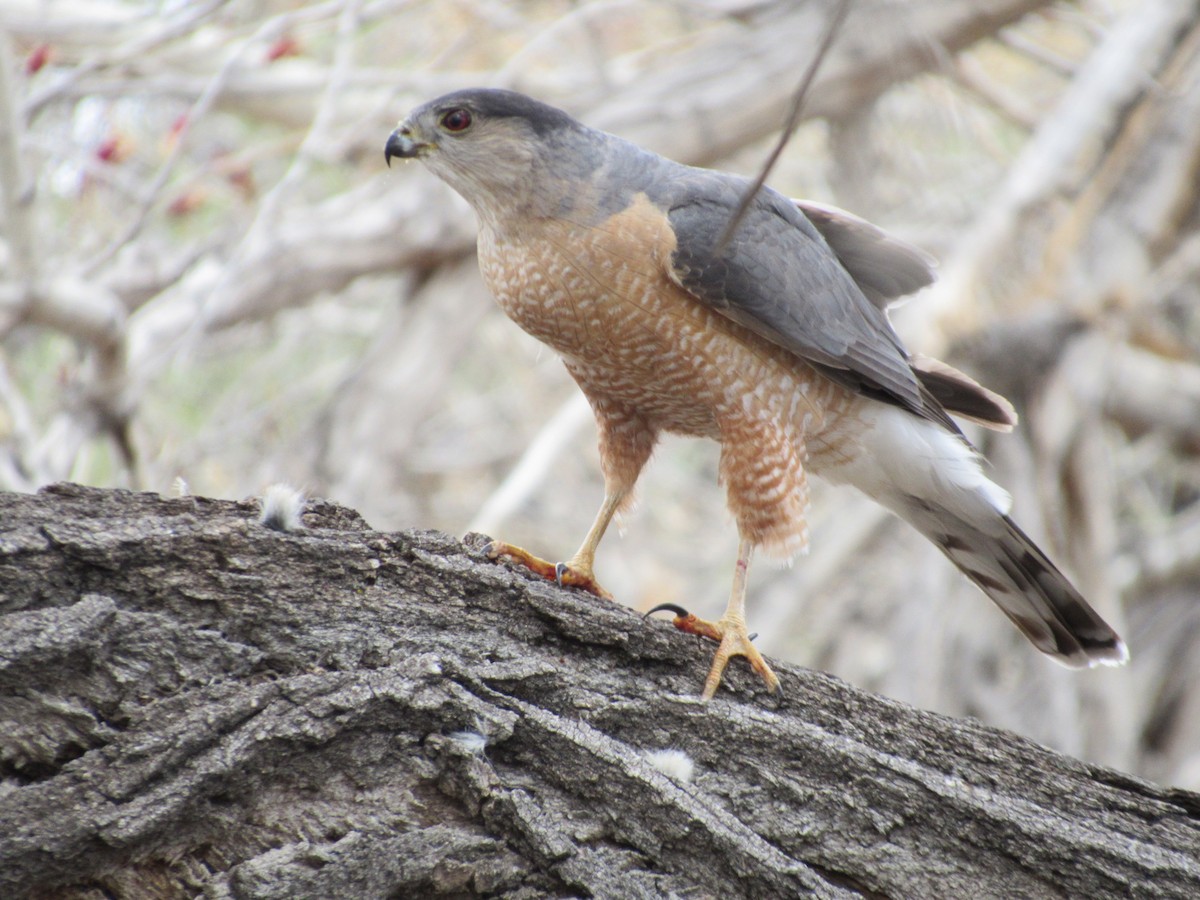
[1,484,1198,899]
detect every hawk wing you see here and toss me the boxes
[796,200,1015,431]
[664,177,959,434]
[793,199,937,309]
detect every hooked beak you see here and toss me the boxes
[384,122,430,166]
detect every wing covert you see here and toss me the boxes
[794,200,937,309]
[664,179,956,432]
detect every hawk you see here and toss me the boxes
[385,89,1127,699]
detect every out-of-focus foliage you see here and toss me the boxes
[2,0,1199,785]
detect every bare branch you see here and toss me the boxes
[1,484,1197,898]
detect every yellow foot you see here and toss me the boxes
[484,540,612,599]
[646,603,781,700]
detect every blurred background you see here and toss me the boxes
[2,0,1198,785]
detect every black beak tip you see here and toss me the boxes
[384,128,412,167]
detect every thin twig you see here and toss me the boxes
[174,0,364,351]
[996,28,1079,79]
[714,0,851,254]
[235,0,364,247]
[79,0,350,277]
[950,55,1039,130]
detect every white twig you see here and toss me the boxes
[468,393,593,536]
[0,355,39,489]
[231,0,363,254]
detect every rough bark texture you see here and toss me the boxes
[1,483,1198,899]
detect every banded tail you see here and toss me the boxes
[901,497,1128,667]
[830,405,1128,667]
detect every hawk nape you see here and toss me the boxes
[385,88,1127,700]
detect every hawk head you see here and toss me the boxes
[385,88,582,223]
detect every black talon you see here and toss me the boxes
[645,602,690,620]
[748,632,758,642]
[554,562,568,586]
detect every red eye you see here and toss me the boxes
[440,108,472,132]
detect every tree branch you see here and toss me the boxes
[1,484,1197,898]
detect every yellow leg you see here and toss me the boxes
[485,486,627,599]
[648,537,781,700]
[562,487,625,582]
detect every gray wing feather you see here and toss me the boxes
[795,201,1015,430]
[664,177,956,432]
[794,200,937,309]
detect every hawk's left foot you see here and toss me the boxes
[484,540,612,599]
[647,603,781,700]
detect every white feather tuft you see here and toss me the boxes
[644,748,695,783]
[450,730,489,755]
[260,483,305,532]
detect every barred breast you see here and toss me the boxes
[477,196,873,557]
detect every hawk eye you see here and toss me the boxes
[439,108,472,133]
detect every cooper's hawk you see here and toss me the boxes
[385,89,1127,699]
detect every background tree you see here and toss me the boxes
[2,0,1198,787]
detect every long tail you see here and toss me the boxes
[897,497,1127,667]
[828,405,1128,667]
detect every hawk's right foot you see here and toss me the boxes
[484,540,612,599]
[646,603,780,701]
